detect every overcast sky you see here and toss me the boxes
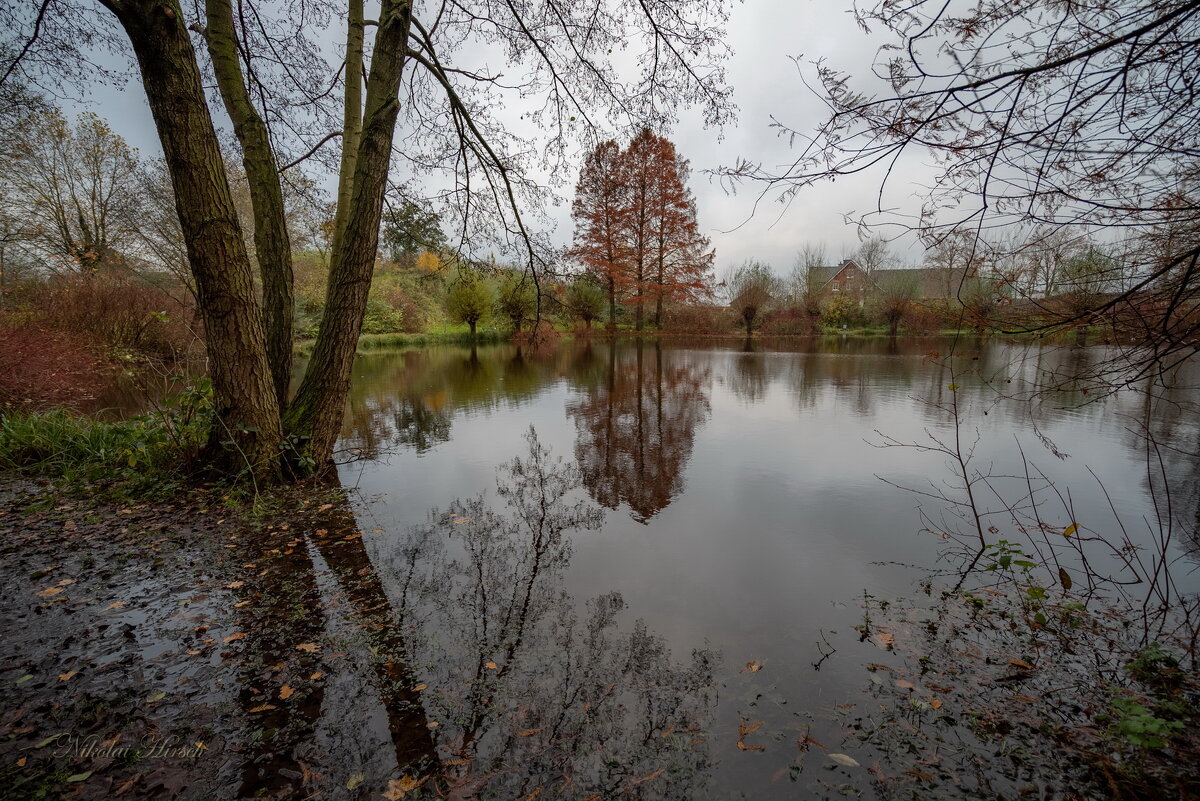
[61,0,938,276]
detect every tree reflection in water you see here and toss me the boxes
[567,339,711,523]
[230,428,716,798]
[380,427,718,798]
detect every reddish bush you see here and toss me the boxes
[0,321,116,410]
[660,304,735,335]
[760,307,817,335]
[31,276,198,359]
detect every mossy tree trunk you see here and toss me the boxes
[285,0,415,470]
[100,0,281,480]
[204,0,295,411]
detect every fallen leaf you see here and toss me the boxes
[1063,523,1078,537]
[426,721,439,728]
[317,504,333,512]
[896,679,915,690]
[66,770,93,783]
[145,691,166,703]
[35,586,63,598]
[382,775,424,800]
[737,718,765,751]
[798,734,826,751]
[223,632,246,643]
[186,650,202,656]
[58,670,78,681]
[223,581,245,589]
[829,753,860,768]
[279,684,294,700]
[1009,659,1034,670]
[194,741,208,751]
[871,631,895,650]
[233,600,251,608]
[740,661,763,673]
[865,663,894,672]
[632,768,665,785]
[57,578,76,586]
[310,672,324,680]
[413,683,426,691]
[453,518,471,524]
[484,661,498,670]
[16,757,26,767]
[106,601,127,610]
[295,643,320,653]
[346,773,364,790]
[522,788,542,801]
[113,773,141,796]
[516,728,542,737]
[248,704,277,713]
[930,699,943,710]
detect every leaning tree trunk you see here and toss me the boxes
[286,0,415,470]
[205,0,295,411]
[101,0,281,480]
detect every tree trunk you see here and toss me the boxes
[205,0,295,411]
[103,0,281,480]
[286,0,415,470]
[330,0,365,259]
[607,275,617,330]
[468,319,476,338]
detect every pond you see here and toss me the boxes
[301,336,1200,798]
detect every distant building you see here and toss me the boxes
[809,259,979,301]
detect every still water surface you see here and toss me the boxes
[316,336,1198,798]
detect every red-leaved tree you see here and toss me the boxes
[570,131,713,330]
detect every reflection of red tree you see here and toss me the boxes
[567,340,711,523]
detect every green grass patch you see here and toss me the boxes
[295,328,508,355]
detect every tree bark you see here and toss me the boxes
[286,0,414,469]
[102,0,281,480]
[330,0,365,259]
[204,0,295,411]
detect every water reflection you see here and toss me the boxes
[378,427,718,797]
[566,340,712,523]
[234,429,718,798]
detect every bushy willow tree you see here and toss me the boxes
[1,0,735,480]
[726,259,779,337]
[445,268,492,338]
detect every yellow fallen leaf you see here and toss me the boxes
[871,631,895,650]
[930,698,943,710]
[1063,523,1078,537]
[740,661,763,673]
[105,601,126,610]
[223,581,245,589]
[279,684,294,700]
[186,650,202,655]
[35,586,63,597]
[413,683,426,691]
[57,578,76,586]
[485,661,498,670]
[223,632,246,643]
[248,704,277,713]
[426,721,439,728]
[295,643,320,653]
[310,672,324,680]
[1009,658,1034,670]
[233,600,251,608]
[317,504,333,512]
[194,741,208,751]
[516,728,542,737]
[58,670,78,681]
[16,757,27,767]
